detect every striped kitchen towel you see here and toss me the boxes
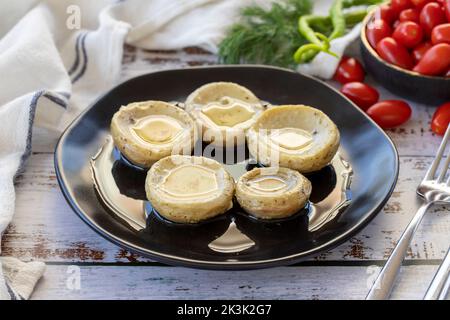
[0,0,363,299]
[0,258,45,300]
[0,0,272,300]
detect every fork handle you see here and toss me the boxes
[424,247,450,300]
[366,201,434,300]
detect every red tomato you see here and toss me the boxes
[376,37,414,69]
[399,8,420,22]
[374,4,398,24]
[431,23,450,44]
[391,0,413,13]
[446,68,450,76]
[334,56,366,84]
[413,43,450,75]
[420,2,446,35]
[444,0,450,22]
[431,102,450,135]
[393,21,424,47]
[340,82,380,110]
[366,100,412,129]
[411,0,431,10]
[412,41,432,62]
[366,19,392,48]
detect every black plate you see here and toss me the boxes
[55,65,398,269]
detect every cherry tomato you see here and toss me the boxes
[444,0,450,23]
[420,2,446,35]
[366,19,392,48]
[431,102,450,135]
[412,41,432,62]
[391,0,413,13]
[393,21,424,48]
[340,82,380,111]
[399,8,420,22]
[413,43,450,75]
[374,4,398,24]
[376,37,414,69]
[334,56,366,84]
[431,23,450,44]
[445,68,450,77]
[411,0,431,10]
[366,100,412,129]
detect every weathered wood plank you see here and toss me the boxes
[5,47,448,301]
[31,47,442,157]
[31,127,60,154]
[120,46,218,81]
[10,47,448,265]
[4,152,449,263]
[30,265,442,300]
[32,107,439,158]
[121,47,443,157]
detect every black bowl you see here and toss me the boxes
[360,10,450,105]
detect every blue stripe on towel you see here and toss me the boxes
[68,33,83,76]
[43,92,69,109]
[14,90,44,178]
[15,89,70,177]
[72,32,89,84]
[5,281,20,300]
[58,92,71,99]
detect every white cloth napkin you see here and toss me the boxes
[0,0,362,299]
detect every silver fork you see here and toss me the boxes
[366,125,450,300]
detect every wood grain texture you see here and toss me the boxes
[6,48,449,264]
[3,152,449,263]
[31,265,442,300]
[32,47,443,157]
[4,46,449,299]
[121,47,443,156]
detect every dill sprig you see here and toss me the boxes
[218,0,314,68]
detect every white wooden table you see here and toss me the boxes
[6,46,450,299]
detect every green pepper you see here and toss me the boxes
[343,0,384,8]
[298,15,324,46]
[344,9,371,26]
[294,0,385,64]
[294,32,337,63]
[307,9,369,32]
[329,0,345,40]
[294,0,345,63]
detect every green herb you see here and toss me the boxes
[218,0,313,68]
[219,0,384,68]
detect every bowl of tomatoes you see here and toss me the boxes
[360,0,450,104]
